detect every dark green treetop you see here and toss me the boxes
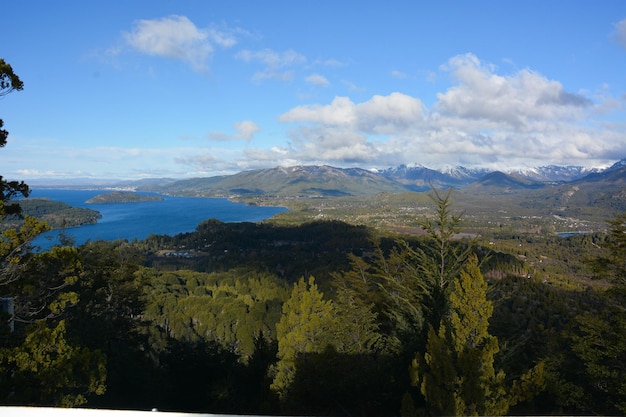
[1,58,29,216]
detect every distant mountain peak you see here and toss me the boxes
[606,158,626,171]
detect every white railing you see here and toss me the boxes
[0,408,242,417]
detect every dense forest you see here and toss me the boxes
[0,198,101,231]
[85,191,164,204]
[2,189,626,416]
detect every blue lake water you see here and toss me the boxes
[30,189,287,249]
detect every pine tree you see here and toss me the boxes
[413,254,510,416]
[271,276,335,396]
[570,213,626,414]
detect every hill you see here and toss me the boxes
[147,165,407,197]
[520,163,626,214]
[463,171,546,194]
[379,164,487,191]
[138,162,626,229]
[0,198,102,231]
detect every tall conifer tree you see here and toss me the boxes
[414,254,509,416]
[271,276,335,396]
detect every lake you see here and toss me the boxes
[30,189,287,249]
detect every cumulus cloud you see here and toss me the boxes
[355,93,426,134]
[281,96,357,125]
[435,53,591,130]
[614,18,626,49]
[275,54,622,169]
[236,48,306,81]
[281,93,425,133]
[123,15,237,71]
[208,120,261,141]
[234,120,261,140]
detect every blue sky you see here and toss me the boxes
[2,1,626,180]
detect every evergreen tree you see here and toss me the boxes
[332,289,383,354]
[570,213,626,414]
[412,254,544,416]
[0,320,106,406]
[271,276,335,397]
[0,245,109,407]
[412,254,506,415]
[1,58,29,216]
[375,189,475,345]
[410,188,475,330]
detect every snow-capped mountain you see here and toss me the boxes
[509,165,601,182]
[381,161,615,190]
[379,164,489,191]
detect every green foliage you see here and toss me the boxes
[411,189,476,329]
[0,198,101,231]
[271,275,388,413]
[1,58,28,215]
[570,310,626,414]
[0,320,106,406]
[86,191,163,204]
[588,212,626,286]
[0,59,110,405]
[562,213,626,414]
[71,241,145,342]
[1,177,622,414]
[0,58,23,98]
[271,276,336,396]
[1,215,50,287]
[332,289,384,353]
[413,254,509,415]
[333,245,421,351]
[142,219,373,285]
[141,267,289,359]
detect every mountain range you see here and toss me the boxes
[28,160,626,215]
[132,159,623,198]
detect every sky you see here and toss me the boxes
[2,1,626,180]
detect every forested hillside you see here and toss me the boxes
[2,189,626,415]
[85,191,163,204]
[0,198,101,231]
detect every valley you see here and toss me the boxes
[136,160,626,238]
[3,161,625,415]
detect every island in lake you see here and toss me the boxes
[86,191,164,204]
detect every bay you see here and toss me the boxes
[30,189,287,249]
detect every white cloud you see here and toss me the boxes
[233,120,261,140]
[123,15,237,71]
[236,48,306,81]
[236,48,306,67]
[305,74,330,86]
[275,54,624,170]
[355,93,426,134]
[280,96,357,126]
[435,53,591,131]
[614,18,626,49]
[280,93,425,134]
[208,120,260,141]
